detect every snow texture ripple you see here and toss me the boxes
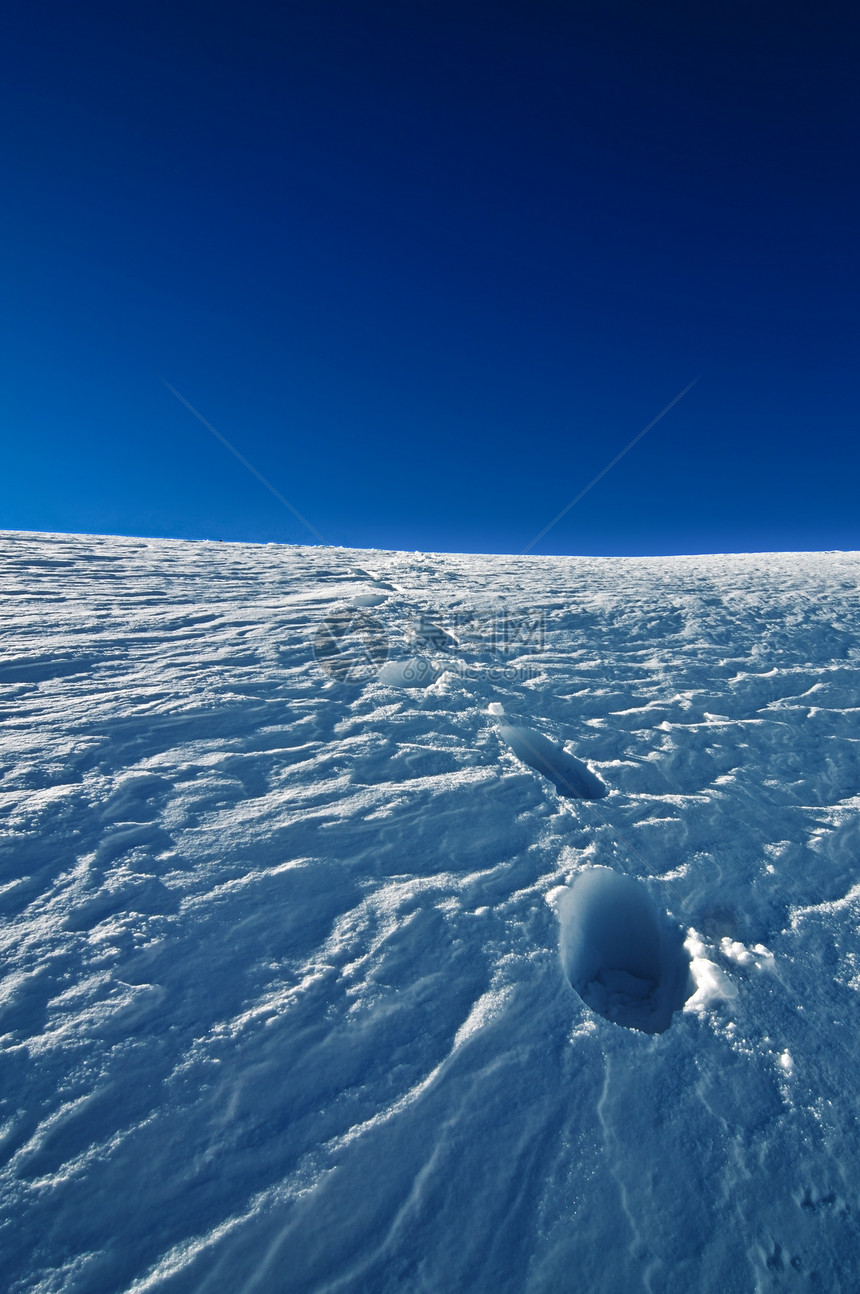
[1,531,859,1292]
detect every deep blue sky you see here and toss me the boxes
[2,1,858,555]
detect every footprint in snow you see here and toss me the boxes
[408,614,458,651]
[348,566,395,592]
[378,657,440,689]
[558,867,692,1034]
[350,593,388,608]
[498,723,606,800]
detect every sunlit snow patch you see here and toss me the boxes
[499,723,606,800]
[559,867,692,1034]
[684,929,740,1013]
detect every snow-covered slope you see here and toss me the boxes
[1,531,859,1293]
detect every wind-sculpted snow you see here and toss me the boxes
[1,532,860,1292]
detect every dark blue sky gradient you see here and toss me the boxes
[3,1,858,554]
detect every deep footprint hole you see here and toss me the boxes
[559,867,693,1034]
[499,724,606,800]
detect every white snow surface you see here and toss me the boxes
[1,530,860,1292]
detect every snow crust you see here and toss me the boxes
[1,531,860,1291]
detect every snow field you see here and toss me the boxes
[0,532,859,1291]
